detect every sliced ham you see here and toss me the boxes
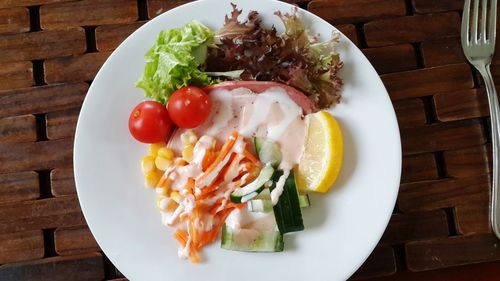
[203,81,316,114]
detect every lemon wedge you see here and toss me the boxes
[296,111,343,193]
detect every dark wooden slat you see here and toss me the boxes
[490,62,500,84]
[95,21,145,52]
[0,61,33,90]
[363,44,418,74]
[401,119,486,155]
[55,225,100,256]
[393,99,427,128]
[336,24,358,46]
[50,168,76,196]
[0,0,77,8]
[406,234,500,271]
[0,252,104,281]
[0,172,39,203]
[411,0,464,14]
[0,83,88,119]
[444,145,491,178]
[0,7,29,35]
[398,175,490,211]
[44,52,110,83]
[0,138,73,173]
[40,0,137,30]
[455,205,491,235]
[0,28,86,63]
[380,210,449,244]
[308,0,406,24]
[0,230,44,264]
[350,246,396,280]
[434,88,489,122]
[46,108,80,140]
[0,115,37,143]
[421,37,466,67]
[147,0,191,18]
[402,153,438,183]
[369,260,500,281]
[364,13,461,47]
[0,196,85,234]
[381,64,474,101]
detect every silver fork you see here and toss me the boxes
[461,0,500,239]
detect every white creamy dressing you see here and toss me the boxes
[164,86,308,253]
[168,87,306,170]
[225,207,278,231]
[178,225,193,259]
[270,169,290,206]
[194,135,244,188]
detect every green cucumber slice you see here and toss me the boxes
[230,164,274,203]
[247,199,273,212]
[271,170,304,233]
[221,224,284,252]
[298,194,311,208]
[253,137,282,168]
[248,194,310,213]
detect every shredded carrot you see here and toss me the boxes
[189,220,198,247]
[185,178,195,195]
[243,148,260,164]
[189,249,201,263]
[166,199,178,212]
[201,149,217,171]
[197,131,239,184]
[173,228,188,247]
[196,177,224,201]
[162,132,266,263]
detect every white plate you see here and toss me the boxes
[74,1,401,280]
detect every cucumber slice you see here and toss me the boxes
[230,164,274,203]
[298,194,311,208]
[221,224,284,252]
[247,199,273,212]
[248,194,310,213]
[253,137,282,168]
[271,170,304,233]
[254,188,271,200]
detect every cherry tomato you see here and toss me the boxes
[129,101,172,143]
[167,86,212,128]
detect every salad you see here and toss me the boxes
[128,5,344,263]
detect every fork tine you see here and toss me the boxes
[489,0,498,42]
[462,0,472,45]
[472,0,480,42]
[482,0,488,42]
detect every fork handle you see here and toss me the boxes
[478,64,500,239]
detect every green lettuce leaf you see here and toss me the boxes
[136,20,218,104]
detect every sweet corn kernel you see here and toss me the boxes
[141,156,155,174]
[144,171,161,188]
[170,191,183,204]
[155,156,171,171]
[149,143,166,156]
[157,147,174,160]
[155,187,168,196]
[182,145,194,162]
[181,130,197,145]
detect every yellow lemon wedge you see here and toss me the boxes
[296,111,343,193]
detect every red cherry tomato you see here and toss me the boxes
[129,101,172,143]
[167,86,212,128]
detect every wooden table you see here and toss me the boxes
[1,0,499,280]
